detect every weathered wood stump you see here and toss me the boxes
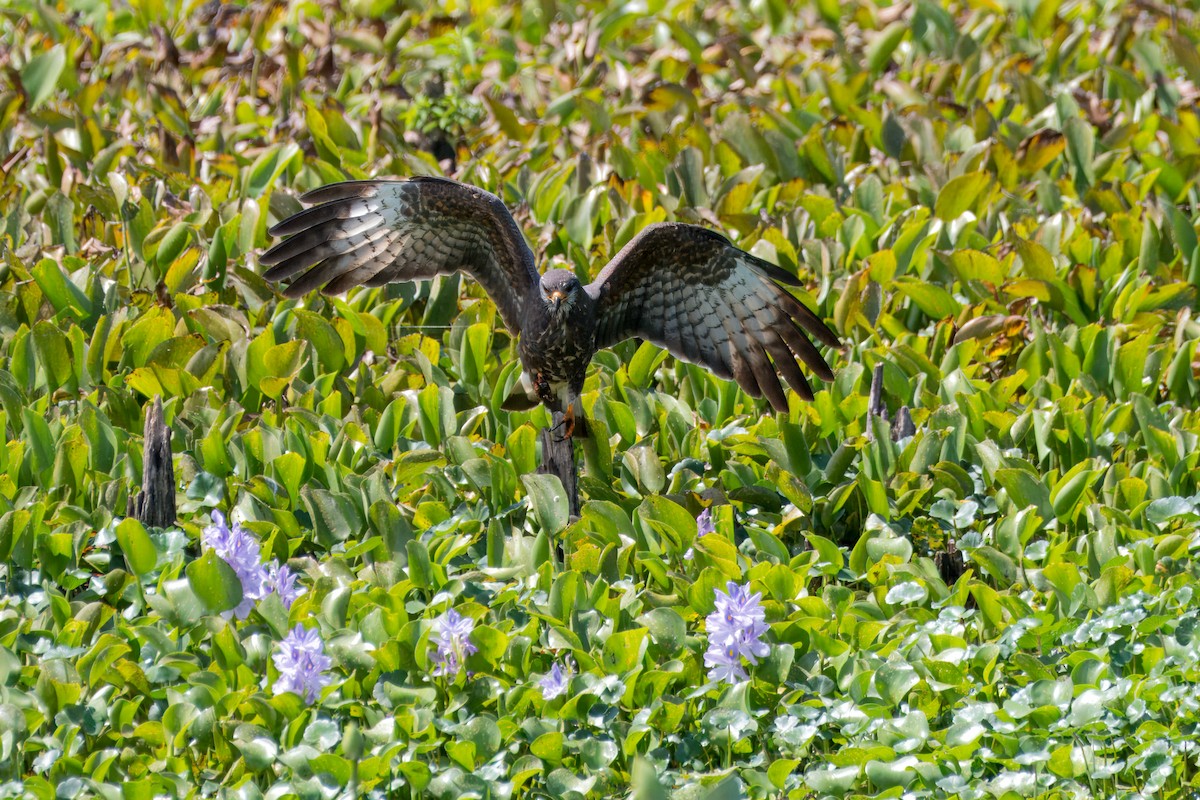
[537,410,581,519]
[127,396,176,527]
[935,538,966,586]
[868,362,887,425]
[867,361,916,441]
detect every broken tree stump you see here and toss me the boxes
[868,362,888,426]
[127,396,176,528]
[867,361,916,441]
[538,410,581,519]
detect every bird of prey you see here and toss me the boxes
[259,176,839,437]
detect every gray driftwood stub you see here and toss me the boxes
[128,396,176,528]
[537,410,581,519]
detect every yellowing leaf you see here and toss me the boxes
[934,172,990,221]
[1016,128,1065,174]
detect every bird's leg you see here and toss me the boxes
[549,404,573,441]
[550,397,588,441]
[562,403,577,440]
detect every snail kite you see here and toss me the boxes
[260,176,839,437]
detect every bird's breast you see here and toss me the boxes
[519,306,596,384]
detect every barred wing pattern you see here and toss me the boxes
[259,177,539,334]
[588,223,839,411]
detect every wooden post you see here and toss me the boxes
[868,362,887,426]
[538,410,581,519]
[868,361,915,441]
[127,396,176,528]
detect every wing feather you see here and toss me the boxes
[589,222,838,412]
[260,177,538,334]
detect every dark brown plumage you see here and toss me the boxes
[259,176,839,434]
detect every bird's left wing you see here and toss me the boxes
[588,222,839,411]
[259,177,539,333]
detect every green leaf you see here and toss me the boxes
[947,250,1005,285]
[506,425,537,475]
[1064,117,1095,188]
[637,495,696,551]
[115,518,158,577]
[459,321,493,388]
[637,607,686,655]
[601,628,647,673]
[186,550,243,614]
[627,341,669,388]
[31,321,75,394]
[467,625,508,664]
[970,545,1017,587]
[21,408,55,477]
[995,468,1052,522]
[631,756,669,800]
[1050,459,1095,521]
[301,487,363,546]
[32,258,93,320]
[406,540,435,589]
[522,474,569,535]
[156,222,192,270]
[21,45,67,109]
[894,277,961,319]
[934,172,989,221]
[245,144,301,198]
[865,22,907,74]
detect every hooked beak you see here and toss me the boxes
[549,290,566,307]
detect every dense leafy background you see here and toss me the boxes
[2,0,1200,797]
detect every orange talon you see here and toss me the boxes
[550,404,576,442]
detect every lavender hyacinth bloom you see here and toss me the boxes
[265,563,303,609]
[430,609,477,678]
[273,624,333,703]
[704,640,748,684]
[684,507,716,561]
[704,581,771,684]
[202,512,269,619]
[539,661,571,700]
[202,511,304,618]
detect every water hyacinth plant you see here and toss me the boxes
[684,507,715,561]
[430,609,477,678]
[704,582,771,685]
[202,511,303,619]
[8,0,1200,795]
[272,625,333,703]
[538,660,572,700]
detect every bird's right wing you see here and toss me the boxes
[259,176,539,334]
[588,223,839,411]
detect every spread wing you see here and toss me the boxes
[588,223,840,411]
[259,176,539,333]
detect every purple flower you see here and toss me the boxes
[704,640,749,684]
[685,508,716,561]
[203,512,268,619]
[273,624,333,703]
[265,563,303,609]
[430,609,477,678]
[201,511,303,619]
[704,581,771,684]
[539,661,571,700]
[202,511,262,575]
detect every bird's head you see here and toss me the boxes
[539,269,583,316]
